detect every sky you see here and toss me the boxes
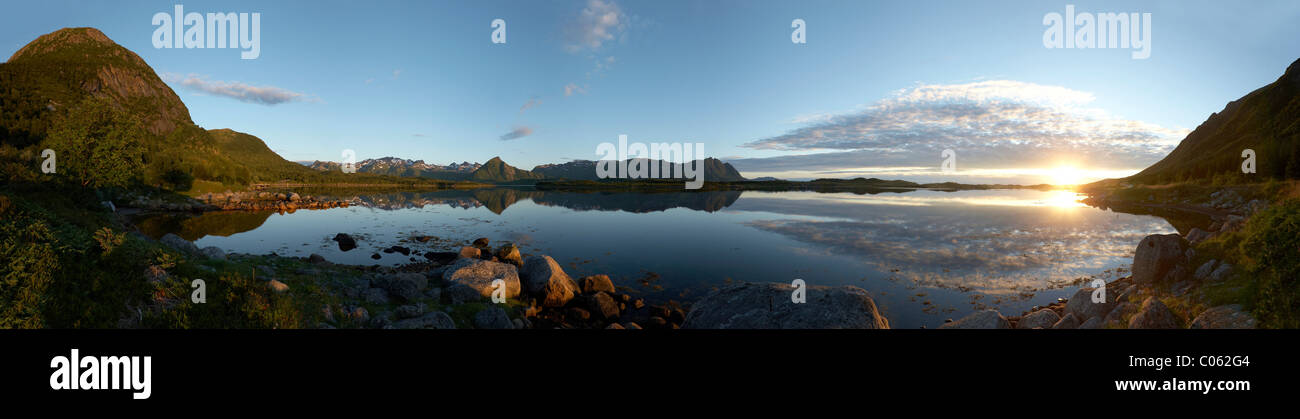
[2,0,1299,183]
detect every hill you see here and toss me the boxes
[469,157,544,182]
[1128,58,1300,184]
[531,157,747,182]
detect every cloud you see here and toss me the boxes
[564,83,588,96]
[392,69,403,79]
[741,80,1188,172]
[564,0,625,52]
[499,126,534,140]
[162,73,314,105]
[520,97,542,113]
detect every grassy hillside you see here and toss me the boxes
[1129,58,1300,185]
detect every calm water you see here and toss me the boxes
[135,188,1181,328]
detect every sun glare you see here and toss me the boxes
[1049,166,1086,186]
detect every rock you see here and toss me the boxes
[1102,302,1138,328]
[363,288,390,305]
[1051,313,1081,329]
[159,233,198,254]
[1132,234,1189,285]
[1128,297,1181,329]
[457,246,483,259]
[1078,317,1104,329]
[566,307,592,322]
[395,304,425,319]
[442,258,522,300]
[383,246,411,256]
[1016,309,1061,329]
[473,307,514,329]
[392,311,456,329]
[423,251,457,265]
[1209,263,1234,282]
[333,233,357,252]
[1189,305,1257,329]
[268,279,290,293]
[939,309,1010,329]
[472,237,490,248]
[1194,260,1218,281]
[494,243,522,266]
[349,307,370,324]
[378,273,427,302]
[519,255,579,307]
[1064,287,1117,323]
[308,253,329,265]
[197,246,225,260]
[445,283,483,305]
[579,274,616,294]
[606,323,625,330]
[288,192,301,202]
[370,253,382,260]
[682,282,890,329]
[588,292,621,321]
[622,322,642,330]
[1186,228,1213,244]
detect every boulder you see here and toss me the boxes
[1186,227,1213,244]
[375,272,428,302]
[1189,305,1257,329]
[1051,313,1081,329]
[579,274,616,294]
[268,279,290,293]
[363,288,390,305]
[1078,317,1104,329]
[682,282,890,329]
[939,309,1010,329]
[160,233,198,254]
[1016,309,1060,329]
[1194,260,1218,281]
[332,233,357,252]
[395,304,425,319]
[1128,297,1180,329]
[457,246,484,259]
[442,258,522,300]
[1064,287,1117,322]
[1102,302,1138,328]
[1131,234,1189,285]
[445,283,483,305]
[1209,263,1234,283]
[519,255,579,307]
[494,243,522,266]
[471,237,490,248]
[307,253,329,265]
[198,246,225,260]
[473,307,514,329]
[588,292,621,321]
[392,311,456,329]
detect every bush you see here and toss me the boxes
[1239,199,1300,328]
[41,96,145,189]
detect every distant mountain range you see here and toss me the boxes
[1129,57,1300,184]
[301,156,750,183]
[306,157,482,180]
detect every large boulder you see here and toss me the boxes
[1131,234,1189,285]
[473,307,514,329]
[1128,297,1181,329]
[442,258,521,299]
[940,309,1010,329]
[1189,305,1257,329]
[1101,302,1138,328]
[587,292,621,321]
[494,243,522,266]
[1064,287,1118,322]
[332,233,357,252]
[519,255,579,307]
[1051,313,1081,329]
[374,273,428,302]
[682,282,890,329]
[160,233,198,254]
[579,275,616,294]
[1016,309,1060,329]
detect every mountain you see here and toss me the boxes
[531,157,747,182]
[469,157,544,182]
[307,158,481,180]
[1129,58,1300,184]
[0,27,321,186]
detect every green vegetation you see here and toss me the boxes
[1190,197,1300,328]
[43,96,146,189]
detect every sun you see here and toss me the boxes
[1049,165,1086,186]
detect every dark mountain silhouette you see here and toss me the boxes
[469,157,544,182]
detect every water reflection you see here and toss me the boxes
[132,187,1181,328]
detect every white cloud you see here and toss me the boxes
[564,0,625,53]
[564,83,588,96]
[500,126,534,140]
[520,97,542,113]
[162,73,314,105]
[742,80,1188,171]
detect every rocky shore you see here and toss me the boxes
[122,189,356,213]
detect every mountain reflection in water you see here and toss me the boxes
[132,188,1183,328]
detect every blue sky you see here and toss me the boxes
[3,0,1298,183]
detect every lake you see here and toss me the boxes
[133,187,1185,328]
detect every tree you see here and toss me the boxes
[42,97,145,189]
